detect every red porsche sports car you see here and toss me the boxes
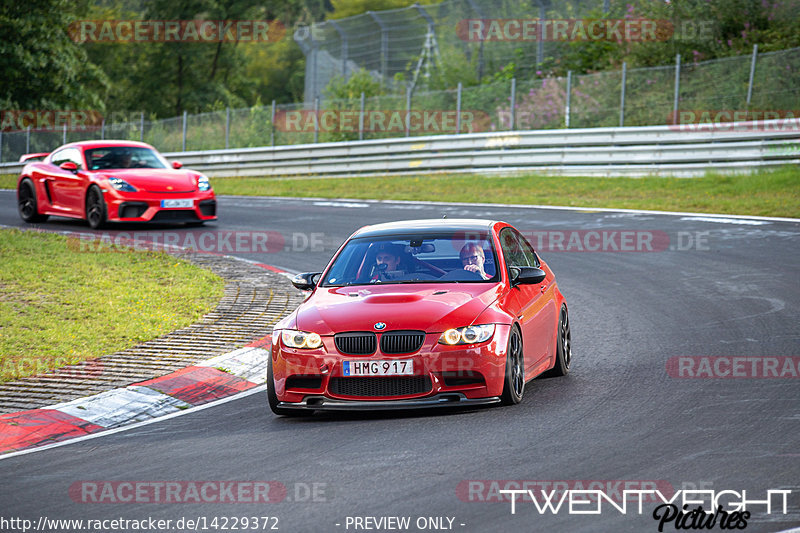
[17,140,216,228]
[267,219,571,415]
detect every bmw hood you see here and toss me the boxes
[293,284,503,335]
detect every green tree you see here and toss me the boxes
[0,0,108,111]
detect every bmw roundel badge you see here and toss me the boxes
[374,322,386,330]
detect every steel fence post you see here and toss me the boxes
[456,82,462,134]
[182,110,187,151]
[510,78,516,131]
[405,87,411,137]
[225,107,230,149]
[314,97,319,143]
[746,44,759,106]
[565,71,572,128]
[359,92,365,141]
[271,100,276,147]
[673,54,681,124]
[620,62,627,127]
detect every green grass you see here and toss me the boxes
[0,174,16,189]
[207,166,799,218]
[0,229,225,382]
[4,166,799,217]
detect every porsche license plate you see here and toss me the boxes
[343,360,413,376]
[160,199,194,208]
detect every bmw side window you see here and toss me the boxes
[500,228,528,268]
[515,230,540,267]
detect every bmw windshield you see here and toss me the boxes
[322,232,499,287]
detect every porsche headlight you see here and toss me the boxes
[197,175,211,191]
[438,324,495,345]
[108,177,137,192]
[282,329,323,349]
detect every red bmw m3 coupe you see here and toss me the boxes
[267,219,571,415]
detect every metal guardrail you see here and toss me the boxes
[2,121,799,178]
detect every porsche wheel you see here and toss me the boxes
[85,186,107,229]
[18,179,49,223]
[543,305,571,378]
[500,327,525,405]
[267,356,313,417]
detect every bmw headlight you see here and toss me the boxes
[438,324,495,345]
[108,177,137,192]
[282,329,323,349]
[197,175,211,191]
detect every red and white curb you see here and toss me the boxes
[0,343,272,455]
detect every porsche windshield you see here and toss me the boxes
[85,147,168,170]
[322,233,499,286]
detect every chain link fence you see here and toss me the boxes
[2,46,799,163]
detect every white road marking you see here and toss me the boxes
[680,216,769,225]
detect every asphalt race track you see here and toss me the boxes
[1,190,799,533]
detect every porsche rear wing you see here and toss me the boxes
[19,152,49,163]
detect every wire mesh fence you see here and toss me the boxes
[1,46,799,163]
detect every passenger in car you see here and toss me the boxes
[372,243,407,280]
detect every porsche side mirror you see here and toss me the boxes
[59,161,78,173]
[509,266,546,286]
[292,272,322,291]
[172,160,183,169]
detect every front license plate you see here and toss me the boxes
[343,360,414,376]
[160,199,194,208]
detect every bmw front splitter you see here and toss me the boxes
[278,393,501,411]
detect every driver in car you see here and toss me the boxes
[460,242,491,280]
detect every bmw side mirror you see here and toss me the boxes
[172,160,183,169]
[509,266,546,286]
[516,267,547,285]
[292,272,321,291]
[59,161,78,173]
